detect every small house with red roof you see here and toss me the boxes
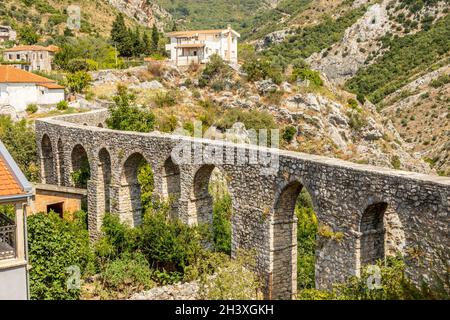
[0,140,32,300]
[0,65,65,112]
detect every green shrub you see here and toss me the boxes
[106,85,155,132]
[28,211,94,300]
[100,252,154,297]
[0,116,38,181]
[242,57,283,84]
[347,98,359,109]
[138,211,206,280]
[291,67,323,86]
[282,126,297,143]
[66,71,92,93]
[215,108,277,132]
[347,110,368,131]
[153,90,177,108]
[430,74,450,88]
[391,155,401,169]
[212,194,232,255]
[66,59,90,73]
[198,54,233,88]
[198,250,262,300]
[57,100,68,111]
[296,189,318,290]
[26,103,38,114]
[71,158,90,188]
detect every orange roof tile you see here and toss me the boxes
[0,155,23,197]
[0,66,60,85]
[4,45,59,52]
[38,82,65,89]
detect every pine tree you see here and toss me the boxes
[111,14,133,57]
[111,14,126,46]
[151,24,159,53]
[143,32,152,56]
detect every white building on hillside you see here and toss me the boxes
[165,25,240,66]
[0,66,65,112]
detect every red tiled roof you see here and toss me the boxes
[0,66,63,87]
[0,155,23,197]
[4,45,59,52]
[39,82,65,89]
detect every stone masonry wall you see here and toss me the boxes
[35,110,450,299]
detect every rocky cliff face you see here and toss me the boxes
[107,0,171,29]
[307,2,390,85]
[307,0,449,85]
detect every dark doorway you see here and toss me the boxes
[47,202,64,217]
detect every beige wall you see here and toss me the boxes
[30,189,85,217]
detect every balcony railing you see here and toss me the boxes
[0,213,15,260]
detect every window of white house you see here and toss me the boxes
[16,54,20,59]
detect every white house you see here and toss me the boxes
[165,25,240,66]
[0,140,33,300]
[0,66,65,112]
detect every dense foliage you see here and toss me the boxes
[345,14,450,104]
[111,13,162,57]
[0,116,38,181]
[54,36,120,71]
[28,211,94,300]
[155,0,266,31]
[262,6,367,63]
[106,85,156,133]
[295,189,318,290]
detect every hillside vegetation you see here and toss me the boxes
[0,0,144,38]
[345,13,450,104]
[155,0,267,30]
[262,5,368,63]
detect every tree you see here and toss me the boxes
[110,14,132,57]
[143,32,152,56]
[18,26,39,45]
[106,85,156,133]
[151,24,159,53]
[66,71,92,93]
[0,116,38,181]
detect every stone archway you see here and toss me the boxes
[189,164,216,225]
[161,156,181,219]
[41,134,56,184]
[270,180,319,300]
[357,202,405,271]
[271,181,302,300]
[71,144,90,188]
[98,148,112,214]
[120,152,149,227]
[57,138,65,186]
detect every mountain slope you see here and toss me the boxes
[0,0,170,38]
[154,0,269,30]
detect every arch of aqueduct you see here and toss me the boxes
[36,109,449,299]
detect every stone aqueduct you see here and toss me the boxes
[36,110,449,299]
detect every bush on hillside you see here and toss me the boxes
[106,85,155,132]
[28,211,94,300]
